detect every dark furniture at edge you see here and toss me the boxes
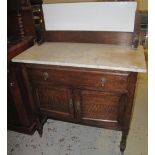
[7,0,36,134]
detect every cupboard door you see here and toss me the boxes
[33,84,74,120]
[74,90,127,129]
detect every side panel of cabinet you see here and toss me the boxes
[32,84,75,120]
[7,86,21,126]
[74,89,127,129]
[7,66,36,134]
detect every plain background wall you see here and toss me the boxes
[137,0,148,10]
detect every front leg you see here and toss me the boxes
[36,115,47,137]
[36,118,43,137]
[120,130,128,155]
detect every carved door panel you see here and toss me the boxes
[33,84,74,120]
[74,89,127,128]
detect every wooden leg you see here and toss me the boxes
[37,125,43,137]
[120,130,128,154]
[36,115,47,137]
[36,118,43,137]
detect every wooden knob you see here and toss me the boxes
[10,82,14,87]
[101,78,106,87]
[43,72,49,80]
[69,99,73,107]
[77,101,80,111]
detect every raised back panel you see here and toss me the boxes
[42,2,136,32]
[42,2,140,46]
[43,0,135,3]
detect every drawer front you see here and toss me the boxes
[26,65,129,92]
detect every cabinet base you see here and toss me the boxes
[7,121,36,135]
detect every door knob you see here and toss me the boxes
[77,101,80,111]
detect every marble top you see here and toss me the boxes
[12,42,146,72]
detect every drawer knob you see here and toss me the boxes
[43,72,49,80]
[10,82,14,87]
[101,78,106,87]
[69,98,73,107]
[77,101,80,111]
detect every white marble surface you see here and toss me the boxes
[12,42,146,72]
[42,2,136,32]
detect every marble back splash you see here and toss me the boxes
[12,42,146,72]
[42,2,136,32]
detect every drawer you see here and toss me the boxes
[26,66,129,92]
